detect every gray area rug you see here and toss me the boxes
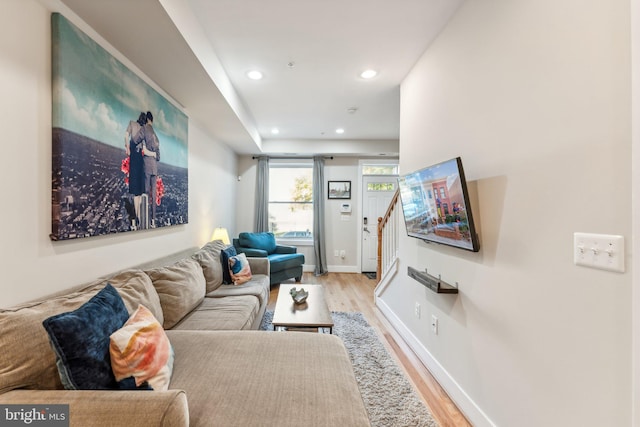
[260,310,438,427]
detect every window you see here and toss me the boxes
[268,163,313,239]
[367,182,395,191]
[362,164,399,175]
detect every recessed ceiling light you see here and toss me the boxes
[360,69,377,79]
[247,70,263,80]
[271,127,280,135]
[336,128,345,134]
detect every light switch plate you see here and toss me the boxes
[574,232,625,273]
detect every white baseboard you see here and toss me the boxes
[375,297,496,427]
[302,265,359,274]
[328,265,359,273]
[374,257,399,297]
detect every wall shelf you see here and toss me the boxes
[408,266,458,294]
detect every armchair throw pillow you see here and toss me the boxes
[229,253,252,285]
[221,245,237,284]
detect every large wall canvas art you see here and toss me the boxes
[50,13,188,241]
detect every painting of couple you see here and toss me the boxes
[124,111,161,229]
[50,13,188,241]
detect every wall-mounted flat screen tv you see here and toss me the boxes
[398,157,480,252]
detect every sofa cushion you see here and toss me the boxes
[85,269,164,326]
[171,296,259,331]
[238,232,277,254]
[145,258,206,329]
[220,245,237,284]
[165,331,370,426]
[42,284,130,390]
[191,240,227,293]
[207,274,269,307]
[229,253,252,285]
[268,253,306,273]
[110,305,174,391]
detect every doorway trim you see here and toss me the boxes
[357,159,399,273]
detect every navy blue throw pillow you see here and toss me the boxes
[221,245,237,284]
[42,284,129,390]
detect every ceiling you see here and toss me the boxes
[57,0,463,155]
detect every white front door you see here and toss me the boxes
[361,175,398,272]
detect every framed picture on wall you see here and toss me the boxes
[328,181,351,199]
[50,13,189,241]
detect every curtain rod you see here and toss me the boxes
[252,156,334,160]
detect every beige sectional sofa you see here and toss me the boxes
[0,241,370,426]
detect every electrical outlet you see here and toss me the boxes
[339,250,346,259]
[431,315,438,335]
[414,302,421,319]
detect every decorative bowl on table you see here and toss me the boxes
[289,287,309,304]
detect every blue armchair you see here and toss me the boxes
[233,232,305,285]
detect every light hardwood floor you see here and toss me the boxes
[268,272,471,427]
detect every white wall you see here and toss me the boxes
[324,158,360,272]
[236,156,258,235]
[0,0,238,307]
[632,1,640,425]
[378,0,631,426]
[261,139,398,157]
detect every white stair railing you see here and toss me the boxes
[375,189,400,293]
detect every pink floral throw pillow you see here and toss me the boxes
[229,253,252,285]
[110,305,174,390]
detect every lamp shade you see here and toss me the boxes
[211,227,230,245]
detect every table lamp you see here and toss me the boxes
[210,227,230,245]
